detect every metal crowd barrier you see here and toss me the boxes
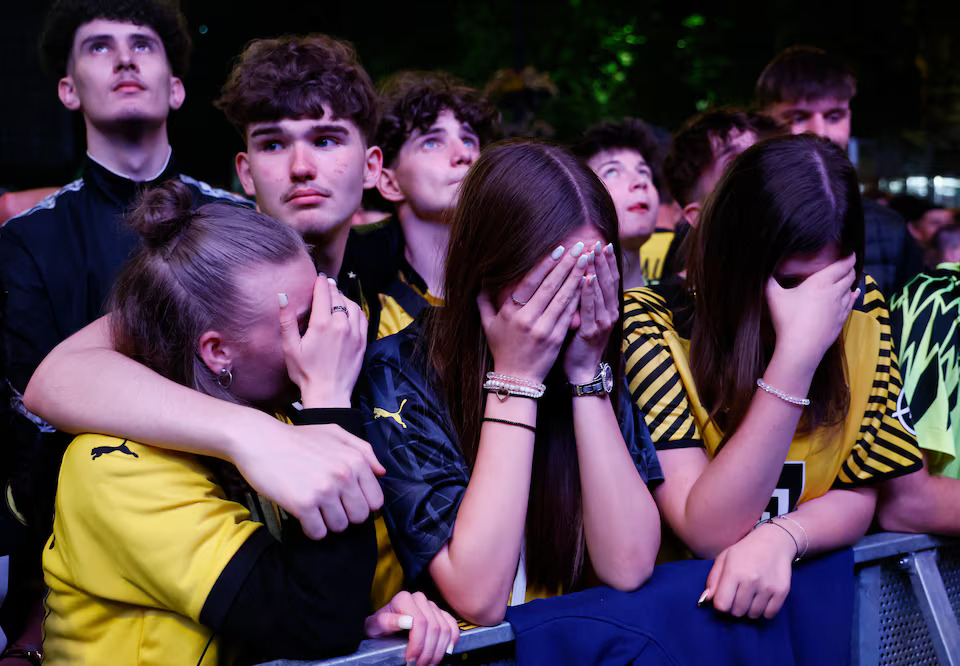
[261,532,960,666]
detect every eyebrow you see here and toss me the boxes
[249,124,350,139]
[77,34,116,50]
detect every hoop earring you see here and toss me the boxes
[217,367,233,389]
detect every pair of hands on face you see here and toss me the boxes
[478,241,621,385]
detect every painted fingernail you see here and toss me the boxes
[397,614,414,630]
[588,250,596,264]
[551,245,565,260]
[577,253,589,268]
[277,293,288,308]
[446,642,455,655]
[327,277,337,285]
[406,660,416,666]
[595,240,603,253]
[697,590,710,607]
[571,241,585,257]
[604,242,615,256]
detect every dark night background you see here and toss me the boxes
[2,0,959,195]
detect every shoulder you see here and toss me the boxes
[893,265,960,306]
[366,317,423,368]
[854,275,892,321]
[624,283,689,339]
[1,179,86,237]
[176,174,252,207]
[863,199,906,228]
[60,434,212,495]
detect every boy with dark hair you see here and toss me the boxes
[216,34,393,306]
[572,117,661,288]
[373,70,499,337]
[756,46,855,149]
[654,109,773,282]
[755,45,922,296]
[0,0,248,653]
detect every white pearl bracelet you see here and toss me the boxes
[756,378,810,406]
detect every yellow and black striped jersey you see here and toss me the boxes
[623,277,923,516]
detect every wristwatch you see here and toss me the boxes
[569,362,613,397]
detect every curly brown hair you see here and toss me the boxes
[217,34,378,144]
[375,70,500,167]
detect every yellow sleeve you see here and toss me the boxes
[835,278,924,486]
[49,435,263,621]
[623,287,700,448]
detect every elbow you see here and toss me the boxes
[451,598,507,627]
[599,558,655,592]
[877,489,927,534]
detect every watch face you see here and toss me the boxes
[601,363,613,393]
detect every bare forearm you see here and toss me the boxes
[878,462,960,535]
[778,487,877,557]
[430,395,536,624]
[574,396,659,589]
[682,350,815,547]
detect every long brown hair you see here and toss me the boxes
[688,135,864,441]
[427,139,623,591]
[110,179,306,404]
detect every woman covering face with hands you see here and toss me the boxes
[42,181,457,666]
[360,139,663,626]
[622,135,923,621]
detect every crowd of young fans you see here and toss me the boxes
[0,0,958,663]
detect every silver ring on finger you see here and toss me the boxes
[511,294,528,307]
[331,305,349,317]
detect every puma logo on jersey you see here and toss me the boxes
[91,441,139,460]
[374,399,408,428]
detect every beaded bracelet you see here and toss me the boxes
[486,372,546,392]
[756,378,810,406]
[483,378,545,400]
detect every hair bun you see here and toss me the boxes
[128,179,196,250]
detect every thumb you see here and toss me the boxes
[365,611,414,638]
[477,291,496,327]
[277,292,300,353]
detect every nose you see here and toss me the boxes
[114,44,137,71]
[807,114,827,139]
[451,139,477,166]
[290,142,316,181]
[629,172,648,191]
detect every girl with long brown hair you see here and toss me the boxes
[623,134,924,619]
[360,139,663,626]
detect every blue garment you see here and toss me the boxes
[506,549,854,665]
[359,315,663,586]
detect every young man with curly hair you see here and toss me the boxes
[572,118,662,288]
[372,71,499,338]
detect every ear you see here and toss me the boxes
[235,152,257,199]
[682,202,701,226]
[197,330,234,376]
[906,220,923,243]
[58,76,81,111]
[362,145,383,190]
[377,166,405,203]
[168,76,185,111]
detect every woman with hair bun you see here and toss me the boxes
[42,180,457,666]
[360,139,663,626]
[623,135,924,619]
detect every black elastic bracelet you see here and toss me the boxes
[482,417,536,433]
[754,517,800,562]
